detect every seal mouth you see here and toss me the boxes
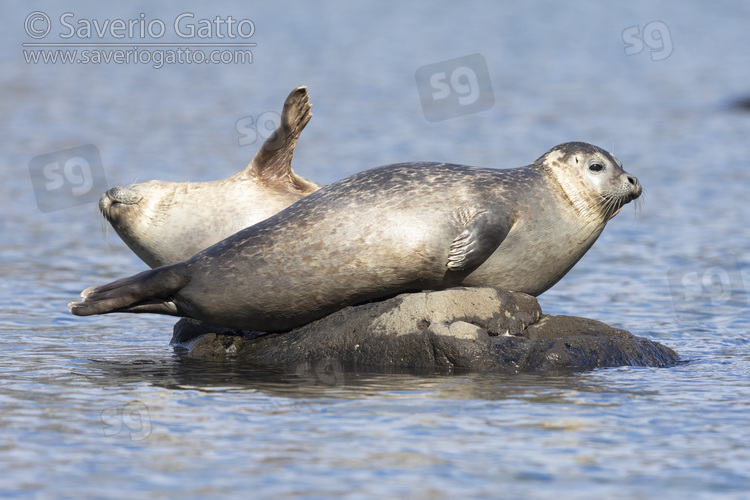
[99,186,143,215]
[608,175,642,202]
[601,175,642,220]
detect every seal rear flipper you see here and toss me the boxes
[447,208,511,272]
[245,86,321,193]
[69,264,190,317]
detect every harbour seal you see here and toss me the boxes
[100,86,322,268]
[70,142,642,332]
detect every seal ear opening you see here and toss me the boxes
[69,265,190,317]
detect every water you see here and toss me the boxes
[2,1,750,498]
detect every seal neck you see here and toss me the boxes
[543,163,602,224]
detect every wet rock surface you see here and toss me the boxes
[171,287,678,374]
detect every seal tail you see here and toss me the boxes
[69,264,191,317]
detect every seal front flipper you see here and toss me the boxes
[446,207,512,272]
[245,85,321,193]
[69,264,191,317]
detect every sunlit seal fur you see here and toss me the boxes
[70,142,642,332]
[100,86,322,268]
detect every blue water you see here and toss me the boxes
[2,1,750,498]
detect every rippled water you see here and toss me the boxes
[2,1,750,498]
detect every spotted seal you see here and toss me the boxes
[71,142,642,332]
[100,86,322,268]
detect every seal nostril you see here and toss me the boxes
[627,176,636,185]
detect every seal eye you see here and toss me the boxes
[589,163,605,173]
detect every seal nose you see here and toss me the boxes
[105,186,143,205]
[100,186,143,216]
[627,175,642,199]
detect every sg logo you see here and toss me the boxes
[415,53,494,122]
[294,357,345,388]
[622,21,673,62]
[101,401,152,441]
[28,144,107,212]
[430,66,482,107]
[236,111,285,150]
[667,254,747,322]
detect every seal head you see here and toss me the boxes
[542,142,641,222]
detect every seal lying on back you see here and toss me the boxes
[100,86,322,268]
[70,142,642,332]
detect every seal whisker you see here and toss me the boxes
[633,192,644,221]
[570,195,611,237]
[99,211,110,239]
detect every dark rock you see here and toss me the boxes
[731,95,750,111]
[171,287,678,373]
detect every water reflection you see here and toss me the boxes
[70,352,667,409]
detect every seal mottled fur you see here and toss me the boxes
[71,142,642,332]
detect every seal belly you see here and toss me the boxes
[466,214,606,295]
